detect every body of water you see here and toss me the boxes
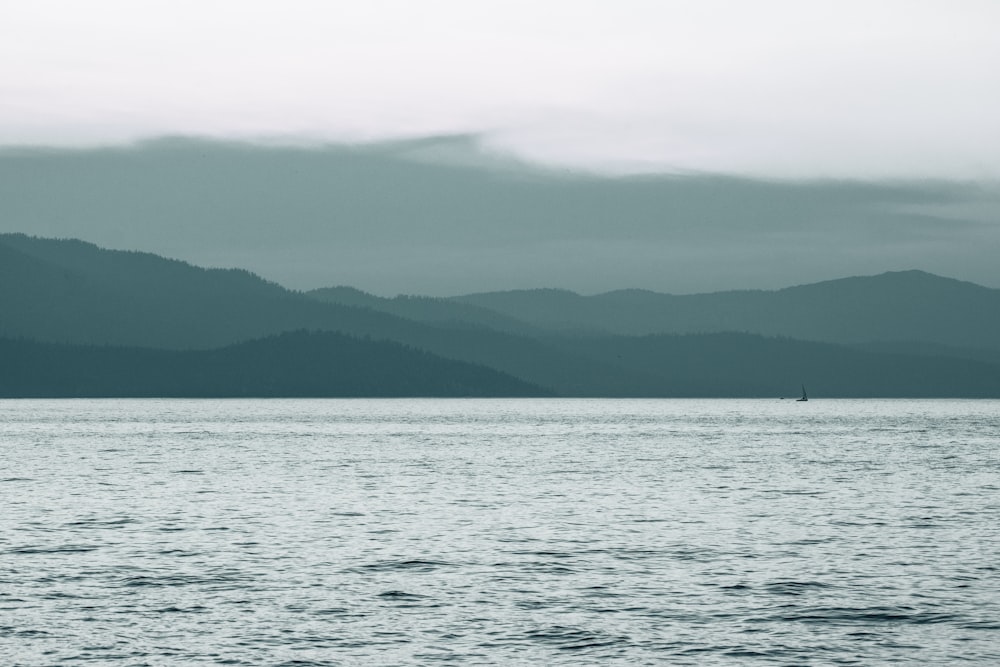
[2,398,999,665]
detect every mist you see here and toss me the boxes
[1,137,997,295]
[2,1,998,179]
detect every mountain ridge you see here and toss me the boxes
[0,331,549,397]
[4,232,1000,397]
[449,269,1000,351]
[0,233,658,394]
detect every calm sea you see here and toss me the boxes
[2,398,999,665]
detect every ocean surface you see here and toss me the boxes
[2,398,999,665]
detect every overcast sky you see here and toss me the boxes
[2,138,998,294]
[2,2,998,294]
[2,0,999,179]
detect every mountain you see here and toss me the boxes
[3,329,998,398]
[0,331,548,397]
[4,233,1000,397]
[552,332,1000,398]
[849,340,1000,367]
[0,233,398,349]
[451,271,1000,352]
[306,286,538,334]
[0,234,653,395]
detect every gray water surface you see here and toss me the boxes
[2,398,999,665]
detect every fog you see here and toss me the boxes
[1,138,997,294]
[2,1,998,179]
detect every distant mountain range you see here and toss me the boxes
[3,232,999,397]
[0,331,545,398]
[447,272,1000,351]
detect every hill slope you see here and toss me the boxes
[0,331,548,397]
[451,271,1000,351]
[553,332,1000,397]
[3,329,998,398]
[5,233,1000,397]
[0,234,653,394]
[306,286,538,334]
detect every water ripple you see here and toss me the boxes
[1,397,999,665]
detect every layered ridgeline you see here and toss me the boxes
[0,233,651,395]
[445,273,1000,358]
[4,233,1000,396]
[0,332,545,398]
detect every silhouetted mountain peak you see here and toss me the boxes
[781,269,995,294]
[1,232,288,296]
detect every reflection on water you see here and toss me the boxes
[2,398,999,664]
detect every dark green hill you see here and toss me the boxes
[0,331,549,397]
[0,234,652,394]
[0,233,393,348]
[5,233,1000,397]
[306,286,538,334]
[3,329,998,398]
[849,340,1000,366]
[553,332,1000,397]
[452,271,1000,352]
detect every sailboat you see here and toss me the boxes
[796,385,808,402]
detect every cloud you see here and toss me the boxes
[1,138,998,294]
[1,1,999,178]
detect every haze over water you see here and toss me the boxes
[3,398,999,664]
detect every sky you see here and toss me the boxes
[2,138,998,295]
[2,0,999,179]
[1,1,998,294]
